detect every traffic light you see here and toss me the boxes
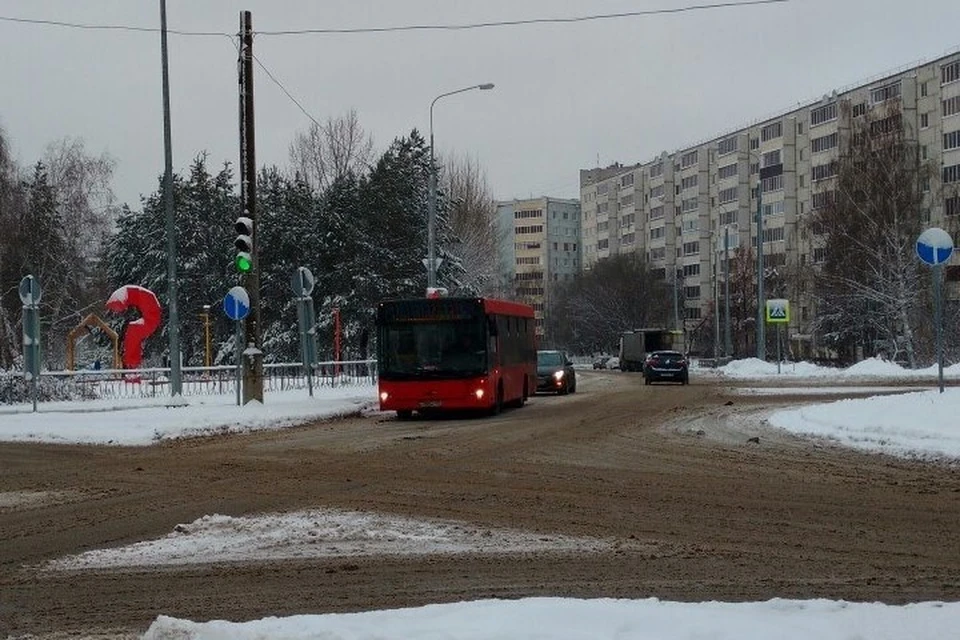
[235,216,253,273]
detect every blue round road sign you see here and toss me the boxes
[916,227,955,266]
[223,286,250,321]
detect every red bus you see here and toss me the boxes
[375,297,537,419]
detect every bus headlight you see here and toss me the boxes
[379,391,389,402]
[474,388,485,400]
[553,370,565,381]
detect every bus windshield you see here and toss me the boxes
[379,319,489,379]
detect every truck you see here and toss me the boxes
[618,328,685,372]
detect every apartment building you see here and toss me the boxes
[496,197,581,335]
[580,49,960,356]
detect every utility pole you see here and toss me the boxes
[238,10,263,403]
[756,178,765,360]
[159,0,182,396]
[723,225,731,357]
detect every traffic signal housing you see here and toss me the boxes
[235,216,253,273]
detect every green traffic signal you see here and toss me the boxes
[235,252,253,273]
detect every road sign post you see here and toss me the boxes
[223,286,251,406]
[19,275,42,412]
[916,227,955,393]
[765,299,790,375]
[291,267,317,397]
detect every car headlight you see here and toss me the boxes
[553,370,565,380]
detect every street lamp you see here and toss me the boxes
[426,83,495,291]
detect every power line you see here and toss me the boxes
[257,0,788,35]
[0,1,788,38]
[251,53,323,130]
[0,14,229,36]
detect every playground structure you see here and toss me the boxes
[65,314,120,371]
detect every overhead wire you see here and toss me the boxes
[0,1,789,38]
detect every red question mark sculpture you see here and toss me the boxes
[106,285,162,380]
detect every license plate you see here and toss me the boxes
[419,400,441,408]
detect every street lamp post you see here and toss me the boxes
[427,83,495,291]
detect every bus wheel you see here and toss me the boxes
[396,410,413,420]
[490,384,504,415]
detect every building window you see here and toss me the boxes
[811,132,839,153]
[947,195,960,216]
[718,163,738,180]
[719,187,738,204]
[763,200,786,217]
[943,164,960,184]
[750,162,760,175]
[750,137,760,150]
[761,174,784,193]
[515,225,544,234]
[684,285,701,299]
[683,263,701,277]
[812,162,837,182]
[943,96,960,118]
[942,60,960,85]
[811,190,836,210]
[945,130,960,151]
[720,209,737,225]
[763,227,785,243]
[622,232,635,245]
[681,174,699,191]
[718,136,738,156]
[683,241,700,256]
[810,102,838,126]
[650,247,666,261]
[870,81,901,104]
[516,256,541,265]
[649,205,664,220]
[650,184,664,200]
[870,113,902,136]
[681,197,699,213]
[620,173,635,187]
[649,226,665,240]
[921,112,930,129]
[649,162,663,179]
[761,121,783,142]
[514,209,544,219]
[682,217,699,234]
[921,81,929,97]
[681,150,699,169]
[852,102,868,118]
[685,307,702,320]
[761,149,782,168]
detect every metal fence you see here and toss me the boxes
[0,360,377,406]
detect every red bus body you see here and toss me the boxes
[375,297,536,417]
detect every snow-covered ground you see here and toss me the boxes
[4,359,960,639]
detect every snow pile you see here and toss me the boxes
[46,508,620,570]
[718,357,960,380]
[768,387,960,461]
[143,597,960,640]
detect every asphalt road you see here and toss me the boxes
[2,371,959,638]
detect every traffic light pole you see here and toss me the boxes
[238,10,263,403]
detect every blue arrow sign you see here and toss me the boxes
[223,286,250,321]
[916,227,955,266]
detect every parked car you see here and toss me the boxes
[592,355,612,369]
[537,350,577,394]
[606,357,620,370]
[643,350,689,385]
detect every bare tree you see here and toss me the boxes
[546,255,672,354]
[440,153,502,295]
[288,109,374,193]
[808,101,929,366]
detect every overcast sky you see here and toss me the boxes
[3,0,960,209]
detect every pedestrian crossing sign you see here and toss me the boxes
[765,299,790,323]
